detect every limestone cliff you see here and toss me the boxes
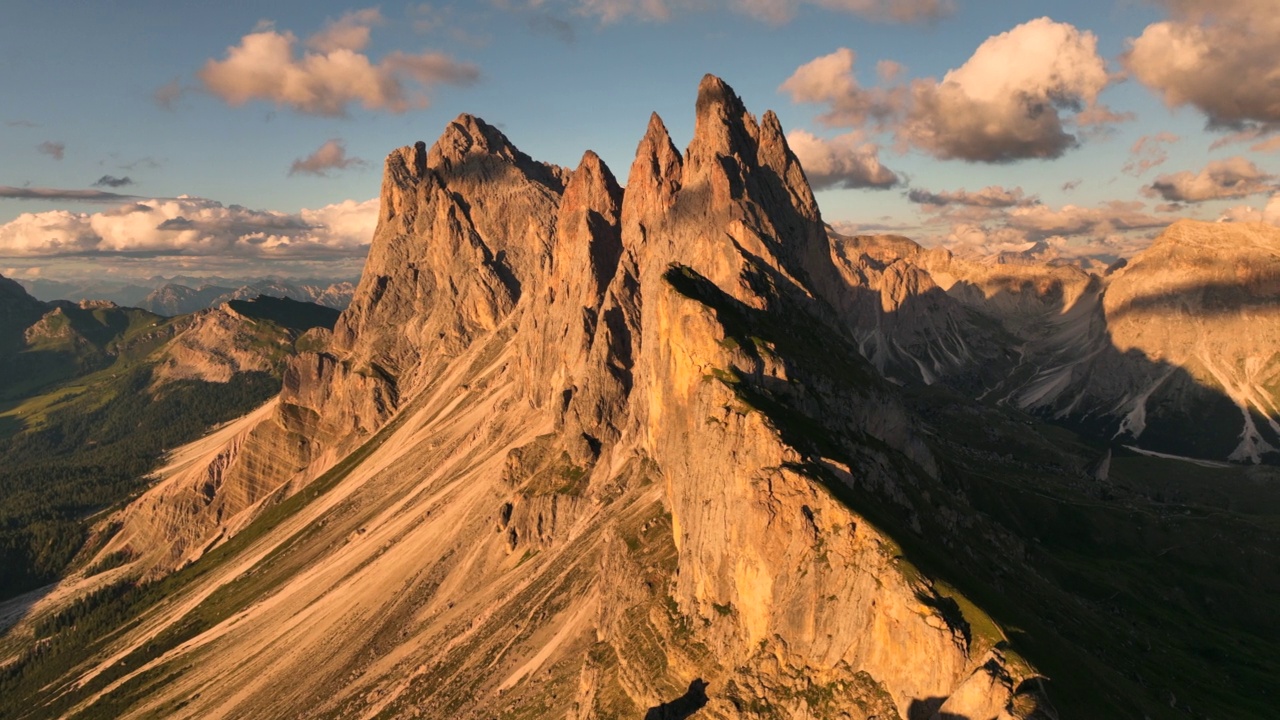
[29,77,1052,720]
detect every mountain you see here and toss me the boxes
[831,220,1280,462]
[1,77,1276,720]
[139,279,356,315]
[138,283,236,316]
[0,282,339,601]
[18,277,357,314]
[17,279,156,308]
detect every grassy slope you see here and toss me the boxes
[0,298,336,602]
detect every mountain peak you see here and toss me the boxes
[689,74,759,167]
[694,73,744,119]
[431,113,520,165]
[622,112,683,225]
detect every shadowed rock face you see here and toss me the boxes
[831,220,1280,463]
[56,76,1044,720]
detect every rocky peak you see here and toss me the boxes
[689,73,760,168]
[557,150,624,304]
[428,113,517,167]
[755,109,818,220]
[621,113,683,233]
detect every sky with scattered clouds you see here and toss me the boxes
[2,0,1279,282]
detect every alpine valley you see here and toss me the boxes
[1,77,1276,720]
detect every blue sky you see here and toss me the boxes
[2,0,1277,282]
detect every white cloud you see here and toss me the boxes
[782,18,1119,162]
[907,185,1036,208]
[1126,0,1280,131]
[306,7,382,53]
[1004,201,1167,240]
[1122,132,1179,176]
[908,200,1169,264]
[1144,157,1276,203]
[786,129,900,189]
[780,48,901,127]
[1218,194,1280,225]
[290,139,366,176]
[199,19,479,116]
[0,196,378,259]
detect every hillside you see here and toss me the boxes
[0,285,339,601]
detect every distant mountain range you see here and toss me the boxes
[0,277,340,600]
[18,276,357,314]
[828,218,1280,463]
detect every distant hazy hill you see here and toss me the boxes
[19,276,357,313]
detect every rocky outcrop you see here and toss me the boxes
[829,222,1280,463]
[61,76,1043,720]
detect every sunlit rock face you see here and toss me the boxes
[829,220,1280,463]
[61,76,1043,720]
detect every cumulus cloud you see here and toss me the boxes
[1143,157,1276,203]
[306,7,383,52]
[907,185,1036,208]
[289,139,366,176]
[1216,194,1280,225]
[928,200,1170,263]
[1004,201,1167,241]
[92,175,134,188]
[786,129,900,189]
[900,18,1113,161]
[783,18,1118,163]
[198,16,479,116]
[0,186,139,203]
[37,141,65,160]
[1122,132,1179,176]
[875,59,905,83]
[780,48,901,127]
[1126,0,1280,131]
[0,196,378,259]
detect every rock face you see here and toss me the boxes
[46,77,1045,719]
[830,222,1280,462]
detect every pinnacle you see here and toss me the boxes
[567,149,622,204]
[760,110,784,137]
[694,74,747,122]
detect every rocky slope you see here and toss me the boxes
[831,222,1280,462]
[0,77,1050,720]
